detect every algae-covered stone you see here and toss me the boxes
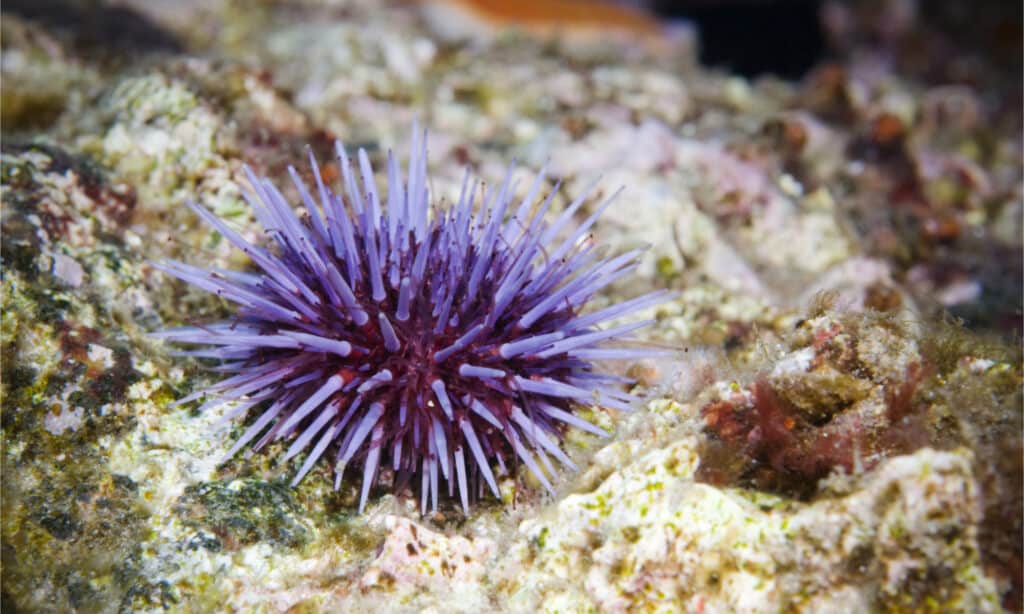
[1,144,157,613]
[502,445,997,613]
[1,16,101,132]
[76,72,241,219]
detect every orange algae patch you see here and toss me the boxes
[417,0,673,51]
[439,0,660,35]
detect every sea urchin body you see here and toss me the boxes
[155,128,668,513]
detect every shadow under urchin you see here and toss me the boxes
[154,127,669,514]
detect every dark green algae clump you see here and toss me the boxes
[174,478,311,551]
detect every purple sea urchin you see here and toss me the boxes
[155,128,668,514]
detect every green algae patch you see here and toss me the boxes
[1,465,148,612]
[175,478,313,551]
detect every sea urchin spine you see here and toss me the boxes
[155,128,669,513]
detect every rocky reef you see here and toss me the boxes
[2,0,1020,612]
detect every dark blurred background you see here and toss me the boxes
[4,0,1022,83]
[648,0,1022,81]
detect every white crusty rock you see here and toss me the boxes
[498,440,998,612]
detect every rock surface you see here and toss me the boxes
[2,1,1020,612]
